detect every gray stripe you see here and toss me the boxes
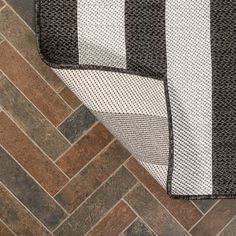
[37,0,78,65]
[212,1,236,195]
[125,0,166,76]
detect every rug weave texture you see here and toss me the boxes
[37,0,236,199]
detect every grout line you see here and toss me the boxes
[0,181,52,234]
[123,165,191,235]
[83,200,130,236]
[1,38,72,118]
[55,104,82,129]
[190,200,205,215]
[53,138,117,197]
[57,162,133,221]
[51,175,136,235]
[0,145,70,217]
[216,215,236,236]
[52,164,134,234]
[57,85,66,94]
[0,2,6,11]
[57,91,80,111]
[54,120,100,163]
[55,111,99,148]
[188,199,220,232]
[55,106,99,145]
[0,38,5,46]
[56,86,82,112]
[0,219,18,236]
[1,70,71,145]
[50,213,71,234]
[4,3,35,34]
[118,217,138,236]
[0,5,67,94]
[122,197,158,236]
[1,35,67,104]
[1,108,70,181]
[84,180,140,236]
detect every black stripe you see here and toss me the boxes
[37,0,78,65]
[125,0,166,76]
[212,1,236,194]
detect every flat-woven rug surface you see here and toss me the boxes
[36,0,236,199]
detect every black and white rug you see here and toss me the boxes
[36,0,236,199]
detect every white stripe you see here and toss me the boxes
[53,69,167,117]
[77,0,126,68]
[166,0,212,195]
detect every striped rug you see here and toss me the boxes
[36,0,236,199]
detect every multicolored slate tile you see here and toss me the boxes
[1,1,236,235]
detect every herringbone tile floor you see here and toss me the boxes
[1,0,236,235]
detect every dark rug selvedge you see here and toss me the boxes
[37,0,78,65]
[211,1,236,194]
[125,0,166,76]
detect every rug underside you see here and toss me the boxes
[37,0,236,199]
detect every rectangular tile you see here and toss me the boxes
[56,123,114,177]
[0,222,14,236]
[219,216,236,236]
[6,0,34,30]
[54,166,137,236]
[0,41,72,125]
[0,72,70,160]
[193,199,217,213]
[0,146,67,230]
[0,184,51,236]
[190,199,236,236]
[126,158,202,230]
[58,105,96,143]
[0,111,68,195]
[59,87,81,110]
[55,140,130,212]
[0,6,65,92]
[123,219,156,236]
[124,184,189,236]
[86,201,136,236]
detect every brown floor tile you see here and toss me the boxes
[190,199,236,236]
[219,216,236,236]
[0,41,72,125]
[0,73,70,160]
[6,0,34,29]
[55,140,130,213]
[123,219,156,236]
[54,166,137,236]
[124,184,189,236]
[0,6,65,91]
[193,199,217,213]
[125,158,202,230]
[0,0,5,9]
[0,147,67,230]
[56,123,114,177]
[0,222,14,236]
[59,87,82,110]
[58,105,96,143]
[0,112,68,195]
[86,201,136,236]
[0,184,51,236]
